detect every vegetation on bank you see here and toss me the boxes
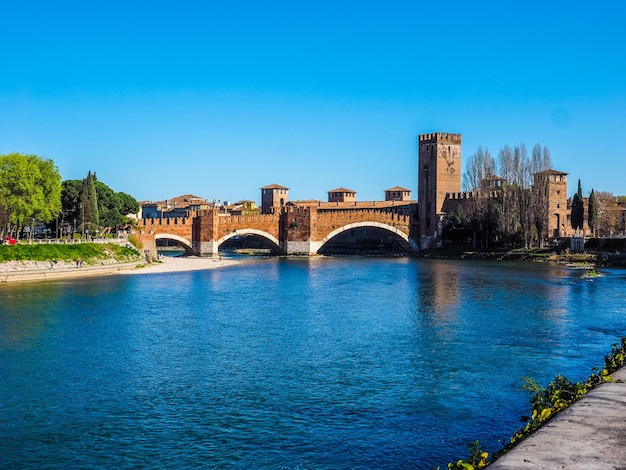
[446,338,626,469]
[0,152,139,240]
[0,243,141,265]
[418,246,597,264]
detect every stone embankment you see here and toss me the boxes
[0,256,241,283]
[0,259,144,283]
[489,367,626,469]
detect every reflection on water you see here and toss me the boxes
[0,284,63,348]
[1,259,625,468]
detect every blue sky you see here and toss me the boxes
[1,1,624,203]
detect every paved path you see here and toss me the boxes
[489,367,626,469]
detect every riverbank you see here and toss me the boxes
[121,255,241,275]
[488,366,626,469]
[418,247,599,265]
[0,256,240,283]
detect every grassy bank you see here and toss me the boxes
[0,242,141,264]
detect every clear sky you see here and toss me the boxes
[1,1,624,204]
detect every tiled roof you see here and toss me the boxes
[385,186,411,192]
[327,187,356,194]
[261,183,289,190]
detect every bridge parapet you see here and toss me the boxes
[139,216,192,230]
[313,208,411,239]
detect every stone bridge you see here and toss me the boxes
[135,204,419,257]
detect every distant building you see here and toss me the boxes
[385,186,411,202]
[141,194,211,218]
[227,200,260,216]
[328,187,356,203]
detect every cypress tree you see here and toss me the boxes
[571,179,584,235]
[80,171,99,236]
[588,189,598,236]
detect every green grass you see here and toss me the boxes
[0,243,141,264]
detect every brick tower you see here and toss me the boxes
[261,184,289,214]
[417,132,462,237]
[534,169,568,238]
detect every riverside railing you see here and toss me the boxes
[22,237,130,247]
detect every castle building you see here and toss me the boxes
[417,132,462,237]
[418,132,570,243]
[261,183,289,214]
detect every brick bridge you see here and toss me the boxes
[135,204,419,257]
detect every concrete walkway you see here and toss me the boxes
[489,367,626,469]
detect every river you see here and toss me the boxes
[1,258,625,468]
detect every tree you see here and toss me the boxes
[463,147,495,192]
[594,191,618,237]
[0,153,62,237]
[62,176,139,235]
[530,145,553,247]
[61,180,82,224]
[571,179,584,236]
[79,171,99,236]
[458,142,553,248]
[531,144,552,174]
[117,192,139,216]
[462,147,497,248]
[588,189,598,237]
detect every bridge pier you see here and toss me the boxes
[282,240,323,256]
[193,239,219,258]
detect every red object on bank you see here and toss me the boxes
[3,236,17,245]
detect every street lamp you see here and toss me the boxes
[81,203,85,239]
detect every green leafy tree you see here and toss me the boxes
[117,192,139,216]
[0,153,62,237]
[61,180,82,224]
[95,182,139,230]
[588,189,598,236]
[62,177,139,234]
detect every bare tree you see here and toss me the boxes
[531,144,552,174]
[455,142,554,249]
[530,144,553,247]
[462,147,496,248]
[462,147,495,192]
[594,191,618,236]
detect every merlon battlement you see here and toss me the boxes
[445,190,501,200]
[418,132,462,144]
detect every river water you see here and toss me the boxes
[1,258,625,468]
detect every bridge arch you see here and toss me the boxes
[316,222,418,254]
[217,229,283,254]
[155,233,194,252]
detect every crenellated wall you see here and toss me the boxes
[134,205,420,257]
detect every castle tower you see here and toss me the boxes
[261,183,289,214]
[417,132,462,237]
[534,169,568,238]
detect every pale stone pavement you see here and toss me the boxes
[489,367,626,469]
